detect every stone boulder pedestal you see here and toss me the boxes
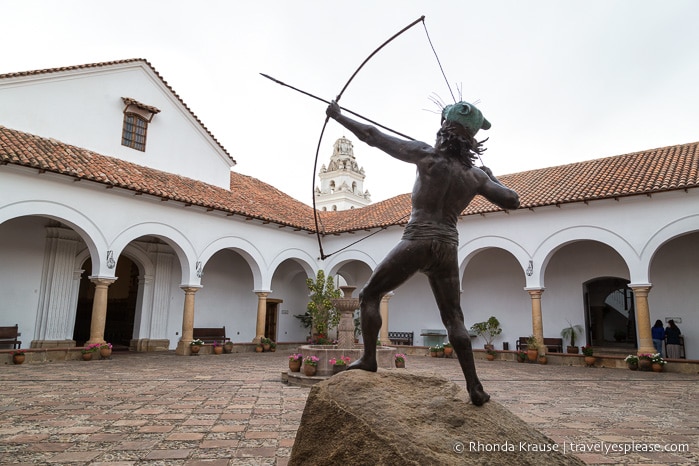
[289,370,584,466]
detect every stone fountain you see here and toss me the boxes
[292,286,395,382]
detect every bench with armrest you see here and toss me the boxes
[516,336,563,353]
[0,325,22,349]
[388,331,414,346]
[192,327,230,344]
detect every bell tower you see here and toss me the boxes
[315,136,371,211]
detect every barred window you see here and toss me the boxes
[121,113,148,151]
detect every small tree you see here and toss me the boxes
[306,270,341,340]
[470,316,502,348]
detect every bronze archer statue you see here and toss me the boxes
[326,100,519,406]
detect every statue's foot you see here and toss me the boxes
[469,384,490,406]
[347,357,377,372]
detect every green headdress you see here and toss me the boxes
[441,101,491,137]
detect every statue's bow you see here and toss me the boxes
[312,16,426,260]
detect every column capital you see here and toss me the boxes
[89,276,117,286]
[524,287,545,298]
[254,290,271,298]
[628,283,652,292]
[180,285,202,294]
[380,291,395,302]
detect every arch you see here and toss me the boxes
[325,249,378,275]
[458,235,531,281]
[109,222,196,285]
[0,200,106,275]
[532,226,638,288]
[639,214,699,281]
[269,248,316,283]
[198,236,266,290]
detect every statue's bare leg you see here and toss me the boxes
[348,241,422,372]
[427,251,490,406]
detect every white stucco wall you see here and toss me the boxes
[0,63,234,188]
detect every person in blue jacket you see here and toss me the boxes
[651,319,664,356]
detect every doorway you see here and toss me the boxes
[265,299,283,342]
[73,257,139,349]
[583,277,636,349]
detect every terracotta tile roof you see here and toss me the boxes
[1,124,698,236]
[318,141,699,232]
[0,59,234,164]
[0,126,314,230]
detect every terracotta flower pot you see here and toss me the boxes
[12,353,25,365]
[213,346,223,355]
[224,342,234,353]
[82,352,93,361]
[584,356,596,367]
[99,347,112,359]
[639,359,652,371]
[303,364,317,376]
[190,345,201,355]
[289,359,301,372]
[652,363,664,372]
[395,360,405,368]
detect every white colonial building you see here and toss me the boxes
[315,136,372,211]
[1,59,697,359]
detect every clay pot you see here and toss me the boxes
[289,359,301,372]
[213,345,223,355]
[584,356,596,367]
[303,364,317,376]
[82,352,93,361]
[12,353,25,365]
[652,363,664,372]
[190,345,201,355]
[99,347,112,359]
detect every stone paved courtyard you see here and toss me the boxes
[0,351,696,465]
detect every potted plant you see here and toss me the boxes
[526,335,539,362]
[269,341,277,352]
[429,344,444,358]
[560,322,583,354]
[470,316,502,350]
[12,349,25,365]
[288,353,303,372]
[329,355,351,374]
[303,355,319,376]
[485,348,496,361]
[516,350,527,363]
[394,353,406,368]
[624,354,639,370]
[638,353,653,371]
[190,339,204,355]
[443,342,453,357]
[581,345,595,367]
[99,342,113,359]
[212,341,223,355]
[224,341,234,353]
[651,353,666,372]
[82,343,100,361]
[261,337,272,352]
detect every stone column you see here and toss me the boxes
[175,286,200,355]
[253,291,270,343]
[525,288,545,354]
[380,292,394,345]
[629,284,656,355]
[87,277,117,345]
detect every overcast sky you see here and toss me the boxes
[4,0,699,204]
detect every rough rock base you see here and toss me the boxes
[289,370,584,466]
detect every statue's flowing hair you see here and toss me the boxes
[435,120,487,168]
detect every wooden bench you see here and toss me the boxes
[193,327,230,344]
[388,331,413,346]
[0,325,22,349]
[516,336,563,353]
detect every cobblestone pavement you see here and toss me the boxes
[0,351,696,465]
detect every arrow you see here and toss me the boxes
[260,73,415,141]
